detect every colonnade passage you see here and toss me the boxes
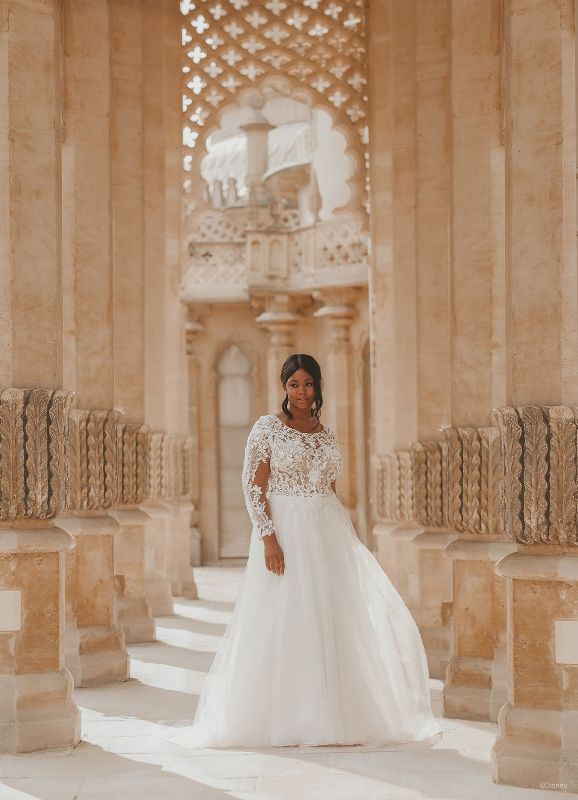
[1,0,578,797]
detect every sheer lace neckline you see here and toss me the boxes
[270,414,327,437]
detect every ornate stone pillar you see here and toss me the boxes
[110,423,155,644]
[0,389,80,753]
[109,0,159,638]
[441,426,516,722]
[256,293,300,413]
[0,1,80,753]
[411,440,458,679]
[491,407,578,792]
[489,1,578,790]
[313,289,358,512]
[57,410,129,687]
[59,0,129,686]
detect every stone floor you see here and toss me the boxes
[0,566,575,800]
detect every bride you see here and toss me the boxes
[183,353,442,748]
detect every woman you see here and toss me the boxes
[180,353,442,748]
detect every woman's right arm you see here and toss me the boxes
[241,418,285,576]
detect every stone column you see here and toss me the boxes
[489,0,578,790]
[492,407,578,792]
[57,411,129,687]
[440,0,510,722]
[256,293,300,413]
[109,0,154,641]
[110,424,155,644]
[139,0,196,604]
[0,0,80,753]
[313,289,358,511]
[366,0,419,487]
[404,0,456,681]
[240,99,273,207]
[59,0,129,686]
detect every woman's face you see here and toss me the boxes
[284,368,316,413]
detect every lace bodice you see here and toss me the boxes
[241,414,344,538]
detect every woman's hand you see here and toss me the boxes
[263,534,285,576]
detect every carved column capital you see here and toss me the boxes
[493,405,578,546]
[411,439,448,529]
[68,409,121,513]
[0,388,74,522]
[116,422,151,507]
[440,425,502,538]
[255,292,303,349]
[375,449,414,523]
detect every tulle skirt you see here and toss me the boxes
[170,492,442,748]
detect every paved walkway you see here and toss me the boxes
[0,566,574,800]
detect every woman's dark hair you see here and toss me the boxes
[280,354,323,421]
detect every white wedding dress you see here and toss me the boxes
[173,414,442,748]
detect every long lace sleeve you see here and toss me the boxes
[241,416,275,538]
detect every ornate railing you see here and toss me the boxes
[181,218,369,301]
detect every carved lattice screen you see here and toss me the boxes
[179,0,368,206]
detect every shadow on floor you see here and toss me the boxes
[0,741,241,800]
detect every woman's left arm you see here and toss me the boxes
[331,480,336,493]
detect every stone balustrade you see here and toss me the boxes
[181,218,369,303]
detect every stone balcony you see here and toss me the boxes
[180,217,369,303]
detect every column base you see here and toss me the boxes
[190,525,202,567]
[116,596,155,644]
[140,503,174,615]
[0,670,80,754]
[414,530,458,679]
[57,513,129,687]
[77,625,129,686]
[443,538,515,722]
[111,507,156,643]
[492,703,578,792]
[389,523,424,622]
[144,576,174,616]
[180,578,198,600]
[373,521,401,585]
[444,655,493,720]
[491,551,578,792]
